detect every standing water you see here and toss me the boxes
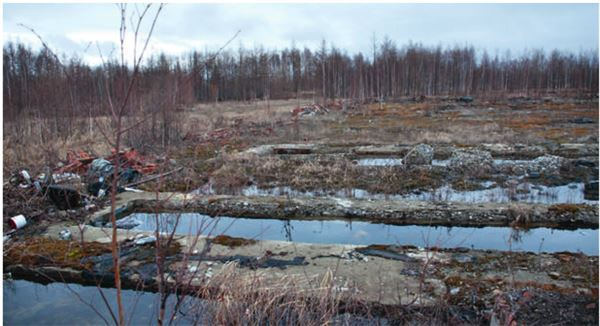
[3,280,206,325]
[117,213,598,255]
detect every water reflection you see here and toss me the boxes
[119,213,598,255]
[3,280,206,325]
[282,220,294,241]
[240,182,597,205]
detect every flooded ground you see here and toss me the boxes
[403,182,596,204]
[3,280,205,325]
[4,280,385,325]
[240,182,596,205]
[117,213,599,255]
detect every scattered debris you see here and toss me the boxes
[20,170,32,184]
[313,251,369,262]
[292,104,329,117]
[123,187,143,193]
[58,229,72,241]
[58,150,96,174]
[354,245,419,262]
[107,148,157,175]
[51,173,81,184]
[86,159,114,196]
[8,215,27,230]
[205,254,308,270]
[122,167,183,188]
[134,235,157,246]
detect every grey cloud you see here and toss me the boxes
[3,3,598,64]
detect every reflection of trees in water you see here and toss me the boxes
[282,220,293,241]
[509,227,531,243]
[162,213,179,233]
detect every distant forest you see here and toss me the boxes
[4,40,598,123]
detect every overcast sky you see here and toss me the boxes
[3,3,598,65]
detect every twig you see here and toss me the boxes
[123,167,183,188]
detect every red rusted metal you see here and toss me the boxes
[58,148,156,175]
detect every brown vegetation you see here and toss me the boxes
[4,238,111,269]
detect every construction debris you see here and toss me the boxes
[8,215,27,230]
[107,148,157,175]
[59,148,156,176]
[58,229,72,240]
[58,150,96,174]
[292,104,329,117]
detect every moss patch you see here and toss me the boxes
[548,204,581,214]
[212,235,257,247]
[4,237,111,270]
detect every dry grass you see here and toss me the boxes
[185,262,359,325]
[4,97,597,197]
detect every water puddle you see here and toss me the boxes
[4,280,384,325]
[3,280,206,325]
[353,157,540,168]
[356,158,403,166]
[240,182,596,205]
[118,213,598,255]
[403,182,597,204]
[356,158,534,167]
[433,158,536,167]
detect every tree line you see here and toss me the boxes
[4,40,598,125]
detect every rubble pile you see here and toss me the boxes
[3,147,179,234]
[403,144,434,165]
[291,104,329,117]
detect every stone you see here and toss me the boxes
[403,144,434,165]
[58,229,72,240]
[135,235,157,245]
[448,149,493,172]
[530,155,564,174]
